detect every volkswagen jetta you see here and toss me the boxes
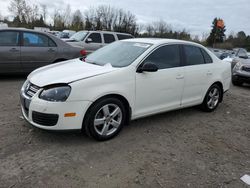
[20,39,231,141]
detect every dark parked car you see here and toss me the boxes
[0,28,84,74]
[231,48,250,86]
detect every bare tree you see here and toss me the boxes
[8,0,26,20]
[71,10,84,31]
[63,4,72,27]
[40,4,47,23]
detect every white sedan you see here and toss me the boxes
[20,39,231,141]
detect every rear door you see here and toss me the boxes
[181,45,214,106]
[103,33,116,44]
[21,31,57,72]
[0,30,21,73]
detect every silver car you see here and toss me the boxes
[232,48,250,86]
[0,28,84,74]
[65,30,134,54]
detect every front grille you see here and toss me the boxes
[32,111,59,126]
[242,66,250,72]
[25,82,40,98]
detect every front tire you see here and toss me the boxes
[83,98,126,141]
[201,84,222,112]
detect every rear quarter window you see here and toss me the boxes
[201,49,213,63]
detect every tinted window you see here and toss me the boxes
[117,34,133,40]
[23,32,49,47]
[201,49,213,63]
[0,31,19,46]
[87,33,102,43]
[48,38,57,47]
[184,45,205,66]
[144,45,181,69]
[104,34,115,43]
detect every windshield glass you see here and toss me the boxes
[85,41,152,67]
[70,31,88,41]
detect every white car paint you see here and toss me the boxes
[20,38,231,131]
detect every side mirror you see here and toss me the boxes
[137,62,158,73]
[86,38,93,43]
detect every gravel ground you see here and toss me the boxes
[0,77,249,188]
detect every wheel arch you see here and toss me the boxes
[83,93,132,128]
[210,81,224,102]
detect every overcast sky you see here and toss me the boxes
[1,0,249,36]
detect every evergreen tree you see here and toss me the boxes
[207,18,226,46]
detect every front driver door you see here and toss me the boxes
[135,44,185,118]
[84,33,103,54]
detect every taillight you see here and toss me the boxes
[80,49,87,56]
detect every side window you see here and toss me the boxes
[117,34,133,40]
[144,45,181,69]
[23,32,49,47]
[201,49,213,63]
[104,34,115,44]
[184,45,205,66]
[87,33,102,43]
[48,38,57,47]
[0,31,19,46]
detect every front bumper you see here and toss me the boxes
[20,91,91,130]
[232,71,250,83]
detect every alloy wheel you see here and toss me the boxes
[94,104,122,136]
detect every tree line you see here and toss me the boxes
[0,0,249,50]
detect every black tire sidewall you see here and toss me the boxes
[202,84,222,112]
[84,98,126,141]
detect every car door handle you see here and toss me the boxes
[9,48,19,52]
[207,71,213,76]
[176,75,184,79]
[48,48,55,52]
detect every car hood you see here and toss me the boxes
[28,59,117,87]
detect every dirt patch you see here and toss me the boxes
[0,78,250,187]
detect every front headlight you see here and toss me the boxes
[233,62,242,71]
[39,85,71,102]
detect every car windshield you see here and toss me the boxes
[85,41,152,67]
[70,31,88,41]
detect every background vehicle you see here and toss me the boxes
[231,48,249,68]
[0,28,85,74]
[20,39,231,141]
[56,30,76,39]
[65,30,134,54]
[231,48,250,86]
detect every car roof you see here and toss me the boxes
[78,30,133,36]
[122,38,203,46]
[0,27,50,34]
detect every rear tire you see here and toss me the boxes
[201,84,222,112]
[83,98,126,141]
